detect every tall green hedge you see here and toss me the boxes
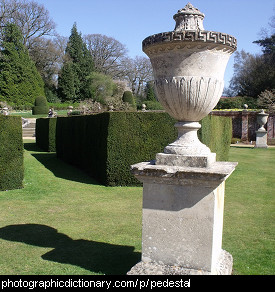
[198,114,232,161]
[0,116,24,190]
[47,112,232,186]
[36,118,57,152]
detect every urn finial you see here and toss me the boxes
[173,2,205,31]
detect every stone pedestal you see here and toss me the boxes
[255,130,268,148]
[128,2,238,276]
[128,161,237,275]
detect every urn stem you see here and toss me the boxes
[164,122,211,156]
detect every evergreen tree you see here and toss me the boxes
[145,81,156,101]
[57,62,79,101]
[58,23,94,101]
[0,23,45,106]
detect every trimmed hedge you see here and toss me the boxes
[32,96,49,115]
[122,91,135,105]
[198,114,232,161]
[40,112,231,186]
[55,112,177,186]
[0,116,24,190]
[36,118,57,152]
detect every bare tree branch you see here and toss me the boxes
[0,0,56,48]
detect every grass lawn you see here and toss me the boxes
[0,141,274,275]
[10,110,68,118]
[223,146,275,275]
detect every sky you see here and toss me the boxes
[35,0,275,87]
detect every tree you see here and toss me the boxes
[84,34,128,79]
[257,89,275,112]
[0,0,56,49]
[0,23,45,106]
[0,0,55,46]
[145,81,156,101]
[57,62,78,101]
[228,49,275,98]
[229,14,275,98]
[29,36,66,97]
[86,72,116,104]
[124,56,153,96]
[29,34,68,102]
[254,34,275,57]
[57,23,94,102]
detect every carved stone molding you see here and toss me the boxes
[174,3,205,31]
[154,76,224,121]
[143,30,237,53]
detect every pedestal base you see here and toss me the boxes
[127,249,233,275]
[255,130,268,148]
[131,161,237,275]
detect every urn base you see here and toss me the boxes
[158,121,216,167]
[156,152,216,168]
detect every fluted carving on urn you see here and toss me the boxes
[155,76,224,121]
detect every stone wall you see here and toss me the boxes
[211,111,275,142]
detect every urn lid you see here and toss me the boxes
[174,3,205,31]
[258,109,269,116]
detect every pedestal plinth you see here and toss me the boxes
[128,161,237,275]
[255,130,268,148]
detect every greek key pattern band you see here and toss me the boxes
[143,30,237,51]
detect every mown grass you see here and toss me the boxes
[223,146,275,275]
[0,140,142,275]
[0,141,274,275]
[10,110,68,118]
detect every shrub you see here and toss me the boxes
[36,118,57,152]
[32,96,49,115]
[0,116,24,190]
[122,91,135,107]
[52,112,232,186]
[143,100,164,110]
[215,96,258,109]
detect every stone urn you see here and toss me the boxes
[257,109,269,132]
[2,107,9,116]
[142,3,237,167]
[129,3,238,275]
[67,106,73,116]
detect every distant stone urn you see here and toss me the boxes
[257,109,269,132]
[142,3,237,164]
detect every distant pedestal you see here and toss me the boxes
[128,161,237,275]
[255,130,268,148]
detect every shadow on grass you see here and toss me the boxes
[24,142,100,185]
[31,152,99,185]
[24,142,42,152]
[0,224,141,275]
